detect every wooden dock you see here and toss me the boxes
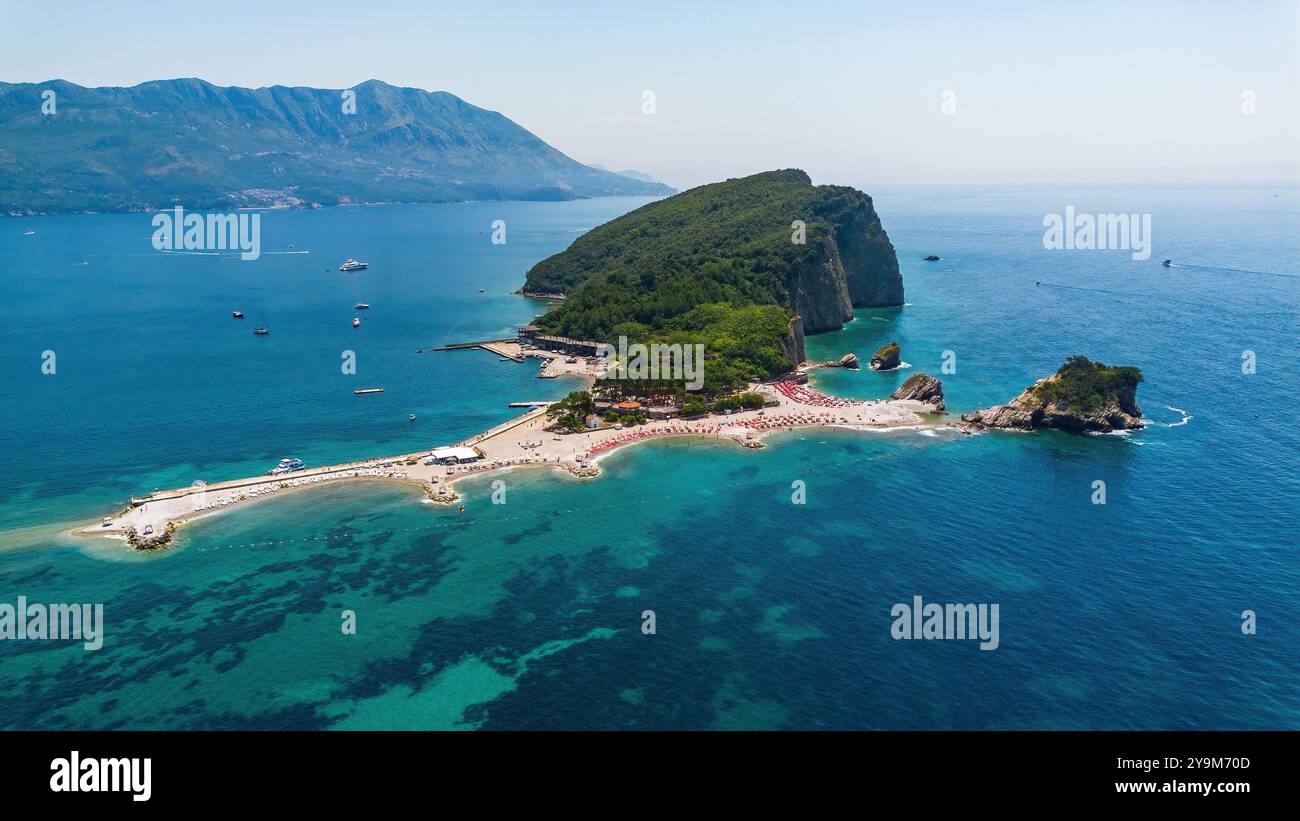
[430,338,525,362]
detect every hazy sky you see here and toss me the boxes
[3,0,1297,189]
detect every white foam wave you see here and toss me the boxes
[1164,405,1193,428]
[839,423,940,435]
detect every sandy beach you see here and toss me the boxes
[75,380,946,548]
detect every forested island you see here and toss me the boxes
[523,169,902,393]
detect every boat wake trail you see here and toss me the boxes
[1034,281,1216,311]
[1168,262,1297,280]
[1036,282,1147,299]
[1165,405,1193,428]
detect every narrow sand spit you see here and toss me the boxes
[74,384,948,548]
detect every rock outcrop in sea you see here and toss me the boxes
[890,372,945,412]
[961,356,1144,433]
[869,342,901,371]
[127,522,176,551]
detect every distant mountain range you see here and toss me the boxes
[0,78,675,215]
[586,164,661,184]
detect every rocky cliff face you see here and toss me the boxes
[788,233,855,333]
[789,189,903,333]
[837,193,905,309]
[961,357,1144,433]
[890,373,944,411]
[781,316,808,367]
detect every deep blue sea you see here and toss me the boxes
[1,185,1296,729]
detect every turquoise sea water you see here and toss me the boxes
[1,185,1297,729]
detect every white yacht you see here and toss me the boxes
[268,458,305,475]
[339,259,368,272]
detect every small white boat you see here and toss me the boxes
[355,303,371,310]
[339,259,368,272]
[232,310,244,318]
[268,458,305,475]
[252,327,269,335]
[352,318,361,328]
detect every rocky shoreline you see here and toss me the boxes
[126,522,177,551]
[517,289,567,301]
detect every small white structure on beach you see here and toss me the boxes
[430,446,481,464]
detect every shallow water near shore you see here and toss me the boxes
[1,184,1297,729]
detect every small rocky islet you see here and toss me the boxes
[962,356,1144,433]
[869,341,902,371]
